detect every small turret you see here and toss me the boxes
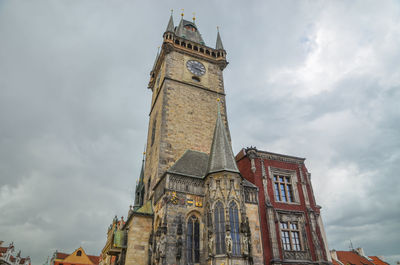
[165,11,174,33]
[133,154,146,209]
[216,29,224,50]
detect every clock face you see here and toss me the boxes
[186,60,206,76]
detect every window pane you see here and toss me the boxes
[287,184,294,202]
[194,220,200,262]
[187,219,193,262]
[274,183,280,201]
[215,202,225,254]
[280,184,287,202]
[229,202,241,256]
[279,176,284,182]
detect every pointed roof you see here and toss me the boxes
[207,105,239,175]
[175,17,205,45]
[165,14,174,32]
[138,158,145,186]
[216,30,224,50]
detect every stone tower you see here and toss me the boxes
[143,13,230,201]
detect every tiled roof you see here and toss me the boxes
[55,252,69,260]
[168,150,209,178]
[369,256,390,265]
[332,259,342,265]
[336,251,375,265]
[0,247,7,253]
[88,255,100,265]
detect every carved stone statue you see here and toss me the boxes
[208,231,214,256]
[241,234,249,256]
[176,236,182,259]
[225,231,232,255]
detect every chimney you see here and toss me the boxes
[330,250,338,261]
[355,247,366,256]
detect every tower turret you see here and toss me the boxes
[215,29,224,50]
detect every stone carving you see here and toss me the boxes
[283,250,311,260]
[208,231,214,256]
[241,234,249,256]
[225,231,232,255]
[176,236,182,259]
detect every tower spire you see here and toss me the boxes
[206,99,239,175]
[165,10,174,33]
[134,153,146,208]
[216,27,224,50]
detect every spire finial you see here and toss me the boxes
[217,26,219,32]
[181,9,184,18]
[170,9,173,15]
[192,12,196,23]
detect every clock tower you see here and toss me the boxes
[144,13,230,200]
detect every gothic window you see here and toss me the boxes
[151,119,156,146]
[229,201,241,256]
[274,175,294,203]
[214,201,226,254]
[186,215,200,263]
[280,221,302,251]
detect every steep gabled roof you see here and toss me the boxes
[216,31,224,50]
[175,18,205,45]
[207,107,239,175]
[165,14,174,32]
[369,256,390,265]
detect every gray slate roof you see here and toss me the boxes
[167,150,209,178]
[207,107,240,175]
[175,19,205,45]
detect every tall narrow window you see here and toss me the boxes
[229,201,241,256]
[214,202,226,254]
[280,221,302,251]
[274,175,294,203]
[187,215,200,263]
[151,119,156,146]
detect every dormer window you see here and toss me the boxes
[76,250,82,256]
[184,25,196,32]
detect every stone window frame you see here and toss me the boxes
[213,200,226,255]
[186,214,200,263]
[268,167,300,205]
[277,212,311,260]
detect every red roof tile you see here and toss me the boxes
[336,251,375,265]
[55,252,69,260]
[88,255,100,265]
[332,259,342,265]
[369,256,390,265]
[0,247,7,254]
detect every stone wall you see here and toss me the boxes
[125,214,153,265]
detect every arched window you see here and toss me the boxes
[229,201,241,255]
[214,202,226,254]
[76,250,82,256]
[187,215,200,263]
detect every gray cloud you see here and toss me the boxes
[1,1,399,265]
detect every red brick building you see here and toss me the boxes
[236,147,331,264]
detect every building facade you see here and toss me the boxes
[236,148,331,265]
[0,242,31,265]
[50,247,100,265]
[102,12,332,265]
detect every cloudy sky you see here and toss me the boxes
[1,0,399,264]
